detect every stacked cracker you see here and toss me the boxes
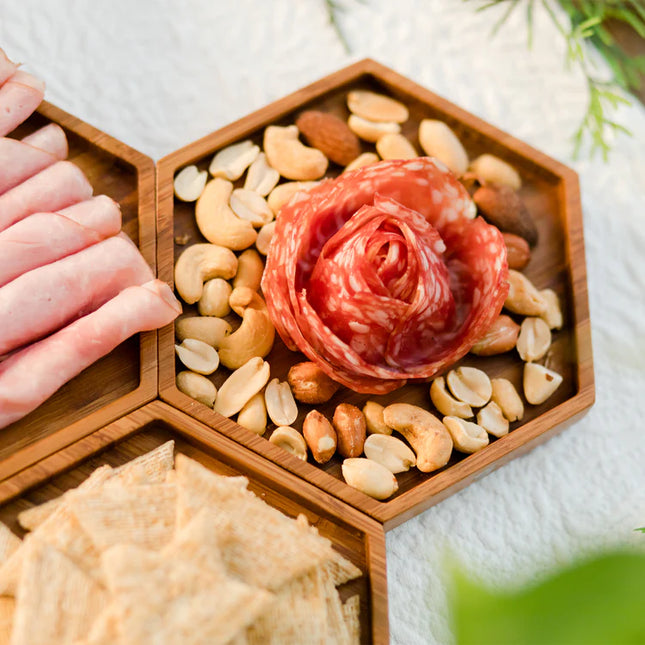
[0,442,362,644]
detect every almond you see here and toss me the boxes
[296,110,361,167]
[502,232,531,270]
[470,314,520,356]
[287,361,340,404]
[474,184,538,247]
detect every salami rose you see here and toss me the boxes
[262,158,509,394]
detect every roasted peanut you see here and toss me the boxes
[269,426,307,460]
[347,90,409,123]
[539,288,563,330]
[470,315,520,356]
[504,270,547,317]
[209,140,260,181]
[237,392,267,435]
[430,376,473,418]
[418,119,468,176]
[516,317,551,362]
[197,278,232,317]
[333,403,367,458]
[443,417,489,454]
[363,434,416,473]
[264,378,298,426]
[287,362,339,404]
[491,378,524,422]
[469,154,521,190]
[341,458,398,500]
[303,410,337,464]
[174,165,208,202]
[362,401,392,436]
[176,371,217,407]
[502,232,531,270]
[213,357,270,417]
[347,115,400,142]
[175,316,231,348]
[174,339,219,375]
[476,401,509,438]
[446,367,492,407]
[523,363,562,405]
[376,133,417,160]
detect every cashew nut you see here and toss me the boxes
[233,248,264,292]
[218,287,275,369]
[256,221,276,256]
[476,401,509,438]
[446,367,492,408]
[237,392,267,436]
[197,278,232,317]
[208,140,260,181]
[362,401,392,436]
[443,417,489,454]
[264,378,298,426]
[383,403,453,473]
[174,243,237,304]
[175,316,232,348]
[347,115,400,142]
[230,188,274,227]
[418,119,469,176]
[523,363,563,405]
[244,152,280,196]
[176,371,217,407]
[516,317,552,362]
[213,357,270,417]
[491,378,524,422]
[195,178,257,251]
[267,182,320,214]
[269,426,308,461]
[174,165,208,202]
[263,125,328,181]
[341,458,398,500]
[363,434,416,474]
[174,338,220,375]
[430,376,473,418]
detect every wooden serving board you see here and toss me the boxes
[0,401,388,645]
[0,103,157,481]
[157,59,594,530]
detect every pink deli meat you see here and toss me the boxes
[0,233,153,356]
[262,157,509,394]
[0,280,181,429]
[0,196,122,287]
[0,160,93,232]
[0,48,18,86]
[0,70,45,137]
[21,123,68,160]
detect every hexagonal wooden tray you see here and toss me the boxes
[0,401,388,645]
[1,102,157,481]
[157,59,594,530]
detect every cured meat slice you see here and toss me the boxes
[0,233,153,356]
[0,48,18,86]
[0,280,181,429]
[0,196,122,287]
[0,137,63,196]
[262,158,509,394]
[21,123,68,160]
[0,70,45,137]
[0,160,93,232]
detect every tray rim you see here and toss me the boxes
[0,101,159,481]
[0,400,389,645]
[156,58,595,531]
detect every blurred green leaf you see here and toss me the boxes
[452,552,645,645]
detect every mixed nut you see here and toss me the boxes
[171,87,565,500]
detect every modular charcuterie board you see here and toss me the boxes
[156,60,594,529]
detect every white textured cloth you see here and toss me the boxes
[1,1,644,643]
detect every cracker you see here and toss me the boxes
[320,565,352,645]
[69,482,177,553]
[0,524,19,567]
[175,455,335,590]
[102,543,273,645]
[342,595,361,645]
[11,540,107,645]
[0,597,14,645]
[109,440,175,487]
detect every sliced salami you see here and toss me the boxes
[262,158,509,394]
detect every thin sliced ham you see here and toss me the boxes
[0,280,181,429]
[0,48,18,86]
[0,160,93,232]
[0,196,122,287]
[0,70,45,137]
[21,123,68,160]
[0,233,153,355]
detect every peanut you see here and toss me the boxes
[302,410,337,464]
[287,362,339,404]
[333,403,366,458]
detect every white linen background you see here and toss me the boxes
[1,1,644,642]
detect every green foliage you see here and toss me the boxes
[451,551,645,645]
[470,0,645,160]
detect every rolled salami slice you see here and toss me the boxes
[0,160,93,232]
[0,196,122,287]
[0,70,45,137]
[21,123,68,160]
[0,233,153,355]
[0,280,181,429]
[262,158,509,394]
[0,48,18,86]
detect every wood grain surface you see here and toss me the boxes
[0,102,157,480]
[0,401,388,645]
[157,59,594,529]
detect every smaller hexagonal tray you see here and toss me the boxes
[0,401,388,644]
[157,60,594,530]
[1,102,157,480]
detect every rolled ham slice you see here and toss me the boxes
[0,233,153,355]
[0,280,181,429]
[0,160,93,232]
[0,196,122,287]
[0,70,45,137]
[0,49,18,86]
[21,123,68,160]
